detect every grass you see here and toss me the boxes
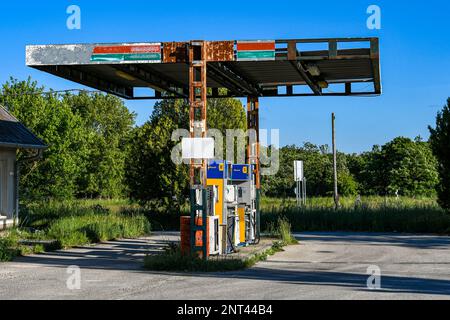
[20,199,137,229]
[0,201,150,262]
[266,217,299,245]
[47,213,150,248]
[260,196,450,234]
[125,196,446,234]
[0,236,17,262]
[144,217,297,272]
[0,229,49,261]
[261,206,450,234]
[261,196,440,211]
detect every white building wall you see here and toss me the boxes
[0,148,17,230]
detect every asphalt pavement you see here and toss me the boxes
[1,232,449,300]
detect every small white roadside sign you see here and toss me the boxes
[294,161,304,182]
[182,138,215,160]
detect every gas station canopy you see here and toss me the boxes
[26,37,381,100]
[26,37,382,258]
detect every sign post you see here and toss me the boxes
[294,161,306,207]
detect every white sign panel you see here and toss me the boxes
[294,161,304,181]
[182,138,215,160]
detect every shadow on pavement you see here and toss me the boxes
[154,267,450,297]
[11,238,174,271]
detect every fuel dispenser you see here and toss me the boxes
[184,186,221,258]
[204,160,259,255]
[231,164,257,245]
[206,160,235,254]
[184,160,259,256]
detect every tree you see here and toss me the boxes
[63,92,135,198]
[429,98,450,211]
[0,78,86,200]
[125,100,189,211]
[379,137,438,197]
[346,138,438,197]
[262,136,438,199]
[337,171,358,197]
[261,143,358,198]
[207,97,247,134]
[347,146,385,195]
[1,78,137,201]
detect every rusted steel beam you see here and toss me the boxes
[290,62,323,95]
[271,54,372,62]
[287,40,298,61]
[287,41,322,95]
[247,97,261,190]
[206,41,234,62]
[207,63,261,96]
[130,90,377,100]
[113,64,188,98]
[206,66,247,96]
[370,38,382,94]
[328,40,338,59]
[276,37,374,44]
[188,41,210,260]
[206,72,245,96]
[189,41,208,187]
[37,65,134,99]
[224,63,263,96]
[345,82,352,94]
[163,42,188,63]
[278,39,373,61]
[163,40,235,64]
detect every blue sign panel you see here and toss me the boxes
[231,164,250,181]
[207,160,230,179]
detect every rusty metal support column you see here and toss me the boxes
[247,97,260,188]
[189,41,208,259]
[189,41,208,187]
[247,96,261,243]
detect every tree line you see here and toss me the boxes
[1,78,449,211]
[262,137,438,198]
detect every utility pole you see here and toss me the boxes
[332,113,340,210]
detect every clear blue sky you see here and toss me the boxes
[0,0,449,153]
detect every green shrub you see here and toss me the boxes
[0,237,18,262]
[47,213,150,248]
[19,244,45,256]
[277,218,299,245]
[0,229,52,261]
[266,218,298,245]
